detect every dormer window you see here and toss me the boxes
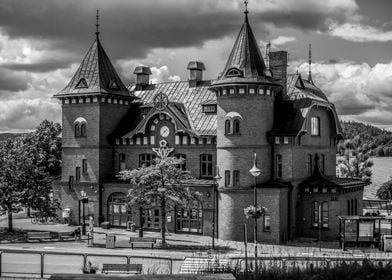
[202,105,217,114]
[75,78,88,89]
[109,79,119,89]
[225,67,243,78]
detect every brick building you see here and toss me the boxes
[53,10,366,243]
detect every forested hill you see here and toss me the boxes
[338,121,392,156]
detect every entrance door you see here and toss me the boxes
[142,208,161,230]
[108,193,132,227]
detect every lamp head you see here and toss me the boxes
[214,166,222,181]
[249,153,261,177]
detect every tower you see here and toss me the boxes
[53,12,137,223]
[210,7,281,241]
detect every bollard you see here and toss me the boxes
[40,253,44,278]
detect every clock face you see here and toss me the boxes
[160,126,170,138]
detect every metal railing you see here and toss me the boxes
[0,248,184,278]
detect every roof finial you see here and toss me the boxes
[308,43,313,84]
[95,9,100,38]
[244,0,249,22]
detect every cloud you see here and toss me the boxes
[150,66,181,84]
[260,36,296,50]
[325,22,392,42]
[294,60,392,126]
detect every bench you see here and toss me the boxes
[129,237,156,249]
[27,231,51,242]
[58,231,75,241]
[101,263,142,274]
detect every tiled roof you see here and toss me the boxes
[131,81,217,136]
[212,14,274,86]
[55,38,134,98]
[301,175,367,188]
[286,74,328,102]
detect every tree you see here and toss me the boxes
[118,156,199,246]
[336,148,373,183]
[376,180,392,200]
[0,120,61,231]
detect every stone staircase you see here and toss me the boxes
[180,257,230,274]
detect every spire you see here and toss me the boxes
[308,43,313,84]
[95,9,100,39]
[212,2,274,86]
[55,13,134,98]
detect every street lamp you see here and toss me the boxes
[249,153,261,273]
[212,166,222,250]
[80,190,89,235]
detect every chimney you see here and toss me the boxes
[187,61,205,87]
[133,66,152,90]
[269,51,288,98]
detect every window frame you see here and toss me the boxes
[82,159,88,173]
[200,154,213,178]
[74,123,80,137]
[75,167,81,181]
[225,170,231,187]
[311,201,319,227]
[276,154,282,179]
[311,116,321,136]
[225,119,231,135]
[322,201,329,228]
[263,214,271,232]
[307,154,313,177]
[68,176,74,191]
[233,119,240,135]
[233,170,240,187]
[139,153,156,167]
[80,123,86,137]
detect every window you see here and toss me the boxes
[306,154,313,177]
[107,192,131,227]
[175,135,180,145]
[82,159,88,173]
[322,201,329,228]
[225,170,230,187]
[233,119,240,135]
[75,167,81,181]
[276,154,282,179]
[275,137,280,144]
[225,120,231,135]
[320,154,325,173]
[312,201,319,227]
[263,214,271,231]
[75,78,88,88]
[347,200,351,215]
[119,154,126,171]
[226,68,243,77]
[200,154,213,178]
[74,124,80,137]
[174,154,186,170]
[233,170,240,187]
[139,154,156,167]
[68,176,74,191]
[202,105,217,113]
[311,117,320,136]
[354,198,358,215]
[176,200,203,233]
[283,137,289,144]
[80,123,86,137]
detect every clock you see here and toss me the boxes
[160,126,170,137]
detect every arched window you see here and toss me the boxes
[174,154,186,170]
[276,154,282,179]
[74,123,80,137]
[119,154,126,171]
[80,123,86,137]
[306,154,313,177]
[311,117,320,136]
[312,201,319,227]
[322,201,329,228]
[233,119,240,135]
[225,68,243,77]
[225,119,231,135]
[176,200,203,233]
[107,192,131,227]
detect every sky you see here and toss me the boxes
[0,0,392,132]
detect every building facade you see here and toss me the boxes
[53,10,366,243]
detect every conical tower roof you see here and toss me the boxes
[55,37,134,98]
[212,13,274,86]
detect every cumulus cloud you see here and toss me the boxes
[325,22,392,42]
[150,66,181,84]
[294,60,392,126]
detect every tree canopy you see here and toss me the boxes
[376,180,392,200]
[0,120,61,231]
[118,156,199,245]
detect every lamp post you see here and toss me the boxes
[80,190,88,235]
[249,153,261,274]
[212,166,222,249]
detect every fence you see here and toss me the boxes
[1,248,392,278]
[0,248,184,278]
